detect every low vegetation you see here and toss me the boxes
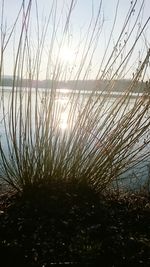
[0,0,150,193]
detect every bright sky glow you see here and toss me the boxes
[60,47,75,64]
[1,0,150,80]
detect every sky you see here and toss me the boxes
[1,0,150,80]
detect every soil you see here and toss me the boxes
[0,182,150,266]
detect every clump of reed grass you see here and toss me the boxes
[0,0,150,193]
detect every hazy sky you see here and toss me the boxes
[3,0,150,24]
[1,0,150,80]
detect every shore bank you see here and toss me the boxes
[0,183,150,266]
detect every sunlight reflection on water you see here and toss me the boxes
[0,87,150,190]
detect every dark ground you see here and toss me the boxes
[0,182,150,267]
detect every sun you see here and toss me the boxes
[60,47,75,63]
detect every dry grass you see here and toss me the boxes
[0,0,150,193]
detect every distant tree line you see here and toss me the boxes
[0,77,146,93]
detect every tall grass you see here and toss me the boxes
[0,0,150,192]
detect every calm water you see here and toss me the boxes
[0,86,150,190]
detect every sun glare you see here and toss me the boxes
[60,47,75,63]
